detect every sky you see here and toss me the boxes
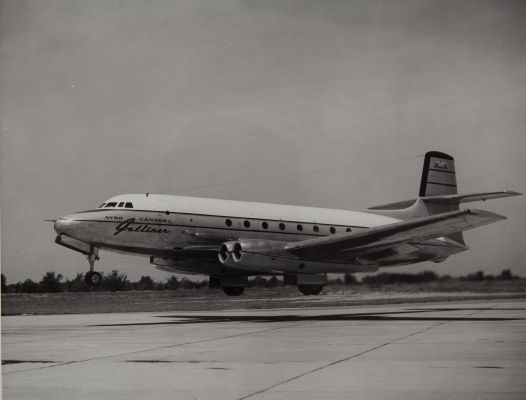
[1,0,525,284]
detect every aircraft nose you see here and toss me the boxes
[54,216,78,235]
[53,213,95,243]
[54,218,64,234]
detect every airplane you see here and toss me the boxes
[53,151,520,296]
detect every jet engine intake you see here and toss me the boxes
[218,241,237,264]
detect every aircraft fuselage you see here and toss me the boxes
[54,194,461,276]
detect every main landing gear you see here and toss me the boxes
[84,246,102,287]
[298,284,324,296]
[285,274,326,296]
[222,286,245,296]
[211,276,247,296]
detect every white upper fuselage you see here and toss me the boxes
[55,193,400,256]
[104,194,399,227]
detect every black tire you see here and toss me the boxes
[298,284,323,296]
[84,271,102,286]
[222,286,245,296]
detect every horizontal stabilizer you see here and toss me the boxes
[285,209,505,258]
[368,199,416,210]
[368,191,520,211]
[423,191,521,205]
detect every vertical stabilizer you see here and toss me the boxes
[419,151,457,197]
[419,151,464,244]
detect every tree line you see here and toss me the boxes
[1,271,185,293]
[342,269,519,285]
[1,269,519,294]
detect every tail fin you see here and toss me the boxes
[418,151,463,243]
[368,151,520,213]
[417,152,520,207]
[366,151,520,261]
[369,151,457,211]
[419,151,457,197]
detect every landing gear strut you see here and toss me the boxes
[84,246,102,286]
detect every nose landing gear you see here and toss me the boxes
[85,271,102,286]
[84,246,102,287]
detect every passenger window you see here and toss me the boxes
[225,219,232,227]
[279,223,286,231]
[118,202,124,207]
[125,202,133,208]
[262,221,268,229]
[330,227,336,234]
[313,225,319,233]
[346,227,352,232]
[297,224,303,232]
[244,220,251,228]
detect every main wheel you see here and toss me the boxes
[222,286,245,296]
[298,284,323,295]
[85,271,102,286]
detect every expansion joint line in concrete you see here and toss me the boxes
[2,321,310,376]
[236,306,495,400]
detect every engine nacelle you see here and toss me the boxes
[218,239,374,273]
[218,239,285,269]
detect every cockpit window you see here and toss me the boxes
[125,202,133,208]
[105,202,118,208]
[118,202,124,207]
[98,203,106,208]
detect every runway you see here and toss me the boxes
[3,299,526,399]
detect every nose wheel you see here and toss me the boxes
[85,271,102,286]
[84,246,102,286]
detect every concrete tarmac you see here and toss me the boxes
[3,299,526,399]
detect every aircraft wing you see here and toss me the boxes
[285,209,505,258]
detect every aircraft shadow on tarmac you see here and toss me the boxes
[93,308,525,327]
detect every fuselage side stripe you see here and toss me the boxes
[72,218,364,237]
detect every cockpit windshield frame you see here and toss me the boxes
[100,201,134,209]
